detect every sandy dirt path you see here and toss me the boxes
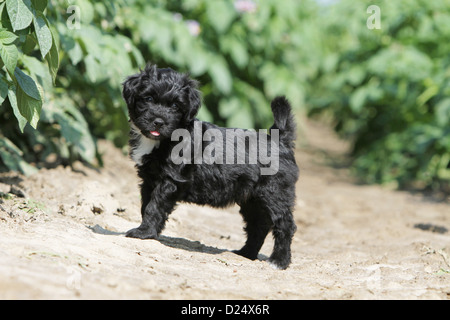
[0,120,449,299]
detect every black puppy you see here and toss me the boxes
[122,64,299,269]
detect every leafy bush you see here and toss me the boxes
[0,0,317,173]
[0,0,145,170]
[307,0,450,192]
[0,0,59,174]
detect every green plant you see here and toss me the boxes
[0,0,143,171]
[1,0,318,174]
[0,0,58,174]
[117,0,318,129]
[307,0,450,192]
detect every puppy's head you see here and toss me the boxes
[122,64,201,140]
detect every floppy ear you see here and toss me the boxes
[184,79,202,124]
[122,73,141,107]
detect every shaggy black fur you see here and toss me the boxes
[122,64,299,269]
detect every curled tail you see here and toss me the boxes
[270,96,296,149]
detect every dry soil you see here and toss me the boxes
[0,120,449,299]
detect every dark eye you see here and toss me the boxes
[146,96,154,102]
[170,103,178,109]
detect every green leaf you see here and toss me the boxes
[186,46,209,76]
[20,54,52,90]
[221,36,248,69]
[18,159,38,175]
[229,40,248,69]
[0,76,8,104]
[60,36,82,65]
[209,57,232,94]
[54,112,96,162]
[76,0,94,25]
[45,28,59,83]
[218,97,240,118]
[219,98,254,128]
[33,11,52,58]
[31,0,47,12]
[0,136,37,175]
[206,0,236,33]
[84,54,103,83]
[21,34,37,55]
[6,0,33,31]
[0,136,22,171]
[227,102,254,129]
[0,41,18,75]
[197,104,213,122]
[7,85,28,132]
[16,84,42,128]
[435,98,450,127]
[349,87,367,113]
[129,44,144,68]
[0,2,5,17]
[14,67,42,100]
[0,29,18,44]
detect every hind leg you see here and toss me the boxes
[267,207,296,269]
[234,200,273,260]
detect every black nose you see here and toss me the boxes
[153,118,164,129]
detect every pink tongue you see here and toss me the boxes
[150,131,160,136]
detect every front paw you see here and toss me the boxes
[125,227,158,239]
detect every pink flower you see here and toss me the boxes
[234,0,257,13]
[186,20,201,36]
